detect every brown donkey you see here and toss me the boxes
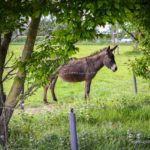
[43,45,118,103]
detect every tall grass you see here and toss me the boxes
[8,95,150,149]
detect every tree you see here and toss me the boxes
[0,0,27,116]
[0,15,41,146]
[129,0,150,81]
[0,0,47,146]
[0,33,12,114]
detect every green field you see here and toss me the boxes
[4,44,150,149]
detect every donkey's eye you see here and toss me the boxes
[109,55,114,61]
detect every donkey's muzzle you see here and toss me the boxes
[111,65,118,72]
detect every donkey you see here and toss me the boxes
[43,45,118,103]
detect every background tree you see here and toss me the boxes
[38,15,56,36]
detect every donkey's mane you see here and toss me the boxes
[88,47,107,57]
[68,47,107,61]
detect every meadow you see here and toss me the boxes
[3,44,150,149]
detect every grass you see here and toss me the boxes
[3,44,150,149]
[8,96,150,149]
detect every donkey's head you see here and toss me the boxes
[103,45,118,72]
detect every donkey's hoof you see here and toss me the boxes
[44,102,49,105]
[43,99,49,104]
[53,99,57,102]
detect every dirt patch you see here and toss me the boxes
[24,105,54,114]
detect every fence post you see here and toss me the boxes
[69,108,78,150]
[133,70,137,94]
[20,84,24,110]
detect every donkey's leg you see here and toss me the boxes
[43,85,49,104]
[84,80,92,100]
[50,76,58,101]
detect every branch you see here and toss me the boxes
[1,68,16,84]
[16,84,39,109]
[23,84,39,100]
[4,52,14,68]
[122,26,139,42]
[4,66,14,69]
[11,35,20,42]
[11,30,22,42]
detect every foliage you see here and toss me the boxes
[26,36,78,86]
[0,0,54,33]
[129,0,150,80]
[50,0,133,39]
[132,36,150,80]
[0,1,23,32]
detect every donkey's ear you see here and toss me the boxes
[107,46,110,50]
[111,45,118,52]
[106,46,111,54]
[106,46,110,53]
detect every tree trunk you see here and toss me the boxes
[0,15,41,147]
[0,32,12,115]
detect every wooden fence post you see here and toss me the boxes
[69,108,78,150]
[133,70,137,94]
